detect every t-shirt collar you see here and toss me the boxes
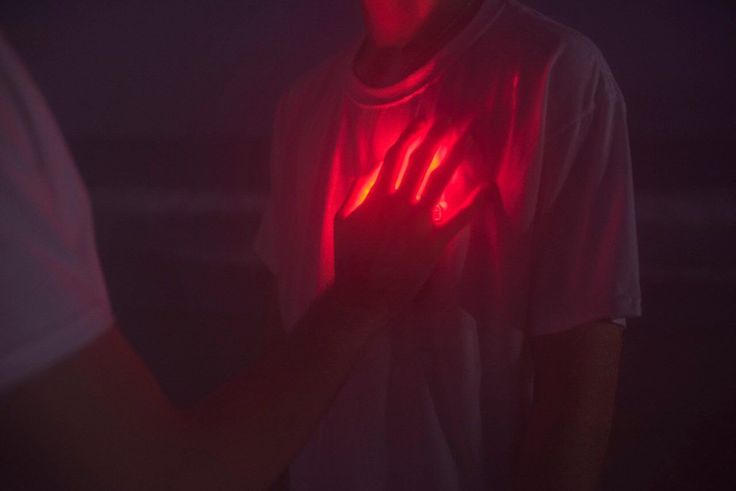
[346,0,506,106]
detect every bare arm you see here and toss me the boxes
[513,321,623,491]
[1,286,386,490]
[1,118,486,490]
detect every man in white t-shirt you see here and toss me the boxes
[254,0,641,489]
[0,32,481,488]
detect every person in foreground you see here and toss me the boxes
[0,34,485,489]
[254,0,642,489]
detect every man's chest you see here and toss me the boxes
[284,89,544,236]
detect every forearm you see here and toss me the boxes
[1,288,389,491]
[1,113,475,489]
[182,285,390,490]
[512,323,622,491]
[513,391,615,490]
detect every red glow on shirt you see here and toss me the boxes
[492,69,547,216]
[495,70,521,212]
[339,117,481,227]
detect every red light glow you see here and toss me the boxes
[394,139,421,191]
[414,146,447,202]
[339,121,478,227]
[340,159,384,218]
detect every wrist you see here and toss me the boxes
[292,284,390,356]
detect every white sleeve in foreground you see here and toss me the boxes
[0,308,113,393]
[0,33,113,393]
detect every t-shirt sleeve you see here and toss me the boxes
[528,51,642,336]
[0,35,113,393]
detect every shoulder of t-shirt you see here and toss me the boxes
[497,1,613,73]
[274,49,352,132]
[494,1,624,133]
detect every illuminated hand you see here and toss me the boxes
[333,118,488,312]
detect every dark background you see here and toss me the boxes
[2,1,735,489]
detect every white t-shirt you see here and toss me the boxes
[254,0,641,488]
[0,34,113,394]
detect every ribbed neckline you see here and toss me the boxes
[346,0,507,106]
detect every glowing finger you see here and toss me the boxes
[393,138,421,191]
[414,146,447,202]
[340,160,383,218]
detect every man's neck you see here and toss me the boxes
[355,0,486,87]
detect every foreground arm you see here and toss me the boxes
[1,287,386,491]
[1,119,485,490]
[513,321,623,491]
